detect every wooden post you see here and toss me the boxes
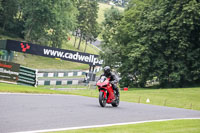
[138,96,141,103]
[164,99,167,106]
[190,103,193,109]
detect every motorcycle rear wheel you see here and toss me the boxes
[112,91,120,107]
[99,91,107,107]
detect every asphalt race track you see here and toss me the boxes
[0,93,200,133]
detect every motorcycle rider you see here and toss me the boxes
[99,66,119,96]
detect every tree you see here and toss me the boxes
[74,0,99,51]
[83,0,100,52]
[21,0,77,48]
[0,0,24,37]
[0,0,2,10]
[100,6,123,66]
[129,0,200,87]
[0,0,17,31]
[101,0,200,87]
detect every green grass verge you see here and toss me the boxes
[50,119,200,133]
[0,82,70,94]
[120,87,200,110]
[0,83,200,111]
[0,82,96,97]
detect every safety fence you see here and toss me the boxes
[0,60,101,86]
[37,67,102,78]
[0,59,37,86]
[38,70,86,78]
[38,79,79,86]
[18,66,37,86]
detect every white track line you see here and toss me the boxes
[0,92,78,97]
[14,118,200,133]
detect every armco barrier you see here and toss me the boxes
[18,66,37,86]
[38,70,86,78]
[37,67,102,78]
[38,79,79,86]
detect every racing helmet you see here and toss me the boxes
[104,66,111,76]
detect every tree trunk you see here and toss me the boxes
[77,33,83,50]
[2,17,7,31]
[25,26,33,41]
[84,40,88,52]
[74,31,78,47]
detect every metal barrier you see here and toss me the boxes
[18,66,37,86]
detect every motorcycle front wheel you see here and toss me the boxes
[99,91,107,107]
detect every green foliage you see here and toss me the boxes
[98,0,130,7]
[100,6,123,67]
[74,0,100,51]
[0,0,24,37]
[0,0,2,10]
[97,2,124,24]
[101,0,200,87]
[0,50,3,56]
[21,0,78,48]
[0,0,78,48]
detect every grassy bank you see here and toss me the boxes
[120,87,200,110]
[51,119,200,133]
[0,83,200,111]
[14,53,89,70]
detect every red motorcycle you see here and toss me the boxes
[97,76,119,107]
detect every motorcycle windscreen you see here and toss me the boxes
[100,76,106,82]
